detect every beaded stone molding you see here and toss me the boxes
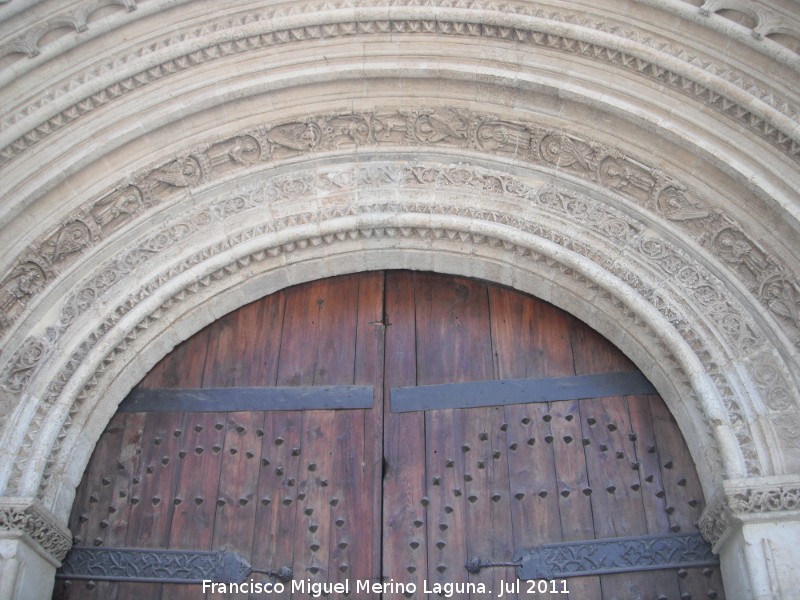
[0,0,798,170]
[1,156,796,515]
[1,106,798,509]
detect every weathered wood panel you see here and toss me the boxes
[57,271,724,600]
[489,288,571,599]
[382,271,427,599]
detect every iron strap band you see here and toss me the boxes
[118,385,373,413]
[516,532,718,579]
[56,547,292,584]
[392,371,656,412]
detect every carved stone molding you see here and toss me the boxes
[2,107,798,356]
[1,0,797,168]
[3,1,796,77]
[0,497,72,563]
[0,133,795,515]
[6,161,782,503]
[1,158,797,502]
[699,476,800,547]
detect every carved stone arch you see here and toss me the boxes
[1,1,799,599]
[0,148,789,506]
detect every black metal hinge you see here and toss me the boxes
[56,547,292,584]
[466,532,718,579]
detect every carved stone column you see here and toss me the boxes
[699,476,800,600]
[0,498,71,600]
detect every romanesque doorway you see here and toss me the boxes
[53,271,725,599]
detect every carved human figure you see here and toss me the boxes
[539,134,595,171]
[369,112,409,143]
[151,157,202,187]
[266,122,322,154]
[476,121,531,153]
[325,115,371,147]
[714,228,768,282]
[92,187,145,230]
[761,275,800,332]
[656,186,710,221]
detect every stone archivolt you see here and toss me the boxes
[0,154,794,509]
[0,4,798,597]
[2,108,798,348]
[1,109,799,504]
[0,0,798,170]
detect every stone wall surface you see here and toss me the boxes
[0,1,798,598]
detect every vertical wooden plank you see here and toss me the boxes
[627,397,672,535]
[208,411,264,600]
[300,277,355,596]
[627,395,683,598]
[416,273,489,598]
[489,287,572,536]
[382,271,427,599]
[244,291,299,598]
[203,297,280,599]
[276,277,359,599]
[115,411,185,600]
[253,410,303,600]
[570,316,677,599]
[153,316,212,600]
[56,413,127,600]
[329,272,383,593]
[568,317,636,375]
[489,287,575,598]
[548,398,602,598]
[202,297,284,387]
[136,328,210,390]
[116,323,208,600]
[266,280,322,599]
[166,412,227,600]
[651,397,726,600]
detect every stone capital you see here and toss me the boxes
[699,475,800,548]
[699,476,800,600]
[0,497,72,566]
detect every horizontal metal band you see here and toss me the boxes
[56,547,253,583]
[391,371,656,412]
[118,385,373,413]
[515,532,718,579]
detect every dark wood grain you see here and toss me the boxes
[382,271,427,599]
[57,272,726,600]
[489,287,571,599]
[652,397,727,600]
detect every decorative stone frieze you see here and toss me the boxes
[0,498,71,563]
[7,160,795,503]
[699,476,800,547]
[2,108,798,353]
[1,1,798,169]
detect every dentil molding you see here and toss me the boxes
[0,0,798,170]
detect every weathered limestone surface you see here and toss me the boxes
[0,1,798,597]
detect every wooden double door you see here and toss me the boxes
[55,271,725,599]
